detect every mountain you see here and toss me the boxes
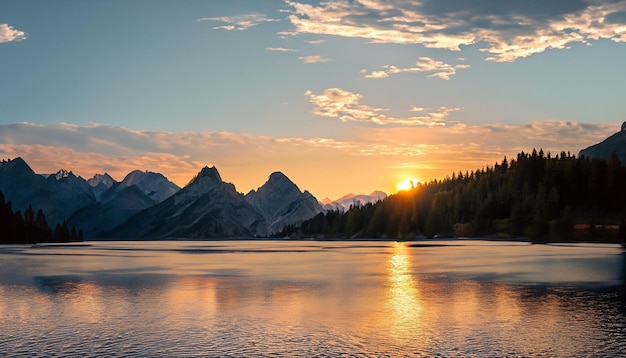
[1,157,323,239]
[64,170,178,237]
[68,185,156,237]
[579,122,626,162]
[87,173,117,200]
[111,166,268,239]
[245,172,323,233]
[0,158,97,226]
[87,172,116,188]
[321,191,387,211]
[44,169,97,225]
[114,170,180,203]
[0,157,49,211]
[0,157,180,235]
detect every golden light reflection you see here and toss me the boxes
[387,242,422,336]
[165,277,217,320]
[63,282,104,324]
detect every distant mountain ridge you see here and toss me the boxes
[321,191,387,211]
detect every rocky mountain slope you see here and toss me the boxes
[245,172,323,233]
[115,170,180,203]
[579,122,626,163]
[112,166,268,239]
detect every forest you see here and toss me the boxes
[0,190,83,244]
[280,149,626,242]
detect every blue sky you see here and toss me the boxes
[1,0,626,199]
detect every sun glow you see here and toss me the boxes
[396,178,420,192]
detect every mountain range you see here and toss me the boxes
[0,157,379,239]
[320,191,387,211]
[0,157,181,237]
[2,123,622,240]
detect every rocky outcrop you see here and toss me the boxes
[245,172,323,234]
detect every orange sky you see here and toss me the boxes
[0,121,615,200]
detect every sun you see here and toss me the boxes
[396,178,420,192]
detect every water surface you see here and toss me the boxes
[1,240,625,356]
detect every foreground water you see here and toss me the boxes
[1,240,625,356]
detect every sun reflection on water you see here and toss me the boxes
[387,242,422,338]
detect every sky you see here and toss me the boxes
[1,0,626,200]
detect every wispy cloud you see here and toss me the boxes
[305,88,456,126]
[306,39,326,44]
[197,13,279,31]
[0,23,27,43]
[298,55,333,63]
[362,57,470,80]
[266,47,298,52]
[285,0,626,62]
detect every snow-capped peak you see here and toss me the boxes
[322,191,387,211]
[54,169,74,180]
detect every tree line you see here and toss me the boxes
[0,190,83,244]
[279,150,626,242]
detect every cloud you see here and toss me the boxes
[284,0,626,62]
[298,55,333,63]
[197,13,280,31]
[0,120,617,198]
[266,47,298,52]
[306,39,326,44]
[0,23,27,43]
[304,88,456,126]
[362,56,470,80]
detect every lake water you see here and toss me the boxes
[1,240,625,357]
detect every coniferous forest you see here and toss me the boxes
[0,191,83,244]
[280,149,626,242]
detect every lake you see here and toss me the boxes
[1,240,625,356]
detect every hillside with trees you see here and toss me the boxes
[280,150,626,242]
[0,191,83,244]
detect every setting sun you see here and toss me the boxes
[396,178,420,192]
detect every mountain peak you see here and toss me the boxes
[267,171,292,184]
[245,171,322,233]
[119,169,180,203]
[88,173,116,188]
[54,169,75,180]
[0,157,35,176]
[196,166,222,182]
